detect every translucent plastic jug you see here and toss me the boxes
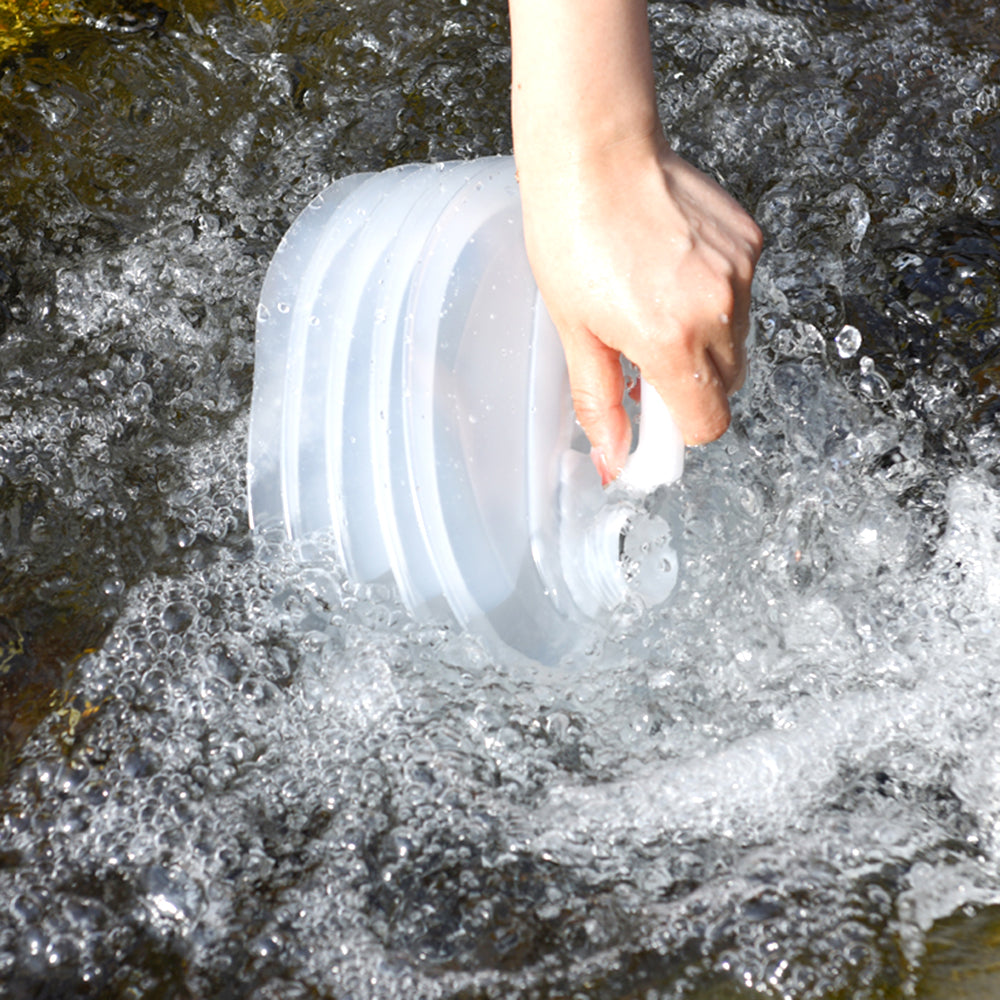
[247,157,684,663]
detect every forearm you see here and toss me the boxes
[509,0,661,174]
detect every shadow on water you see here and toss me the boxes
[3,1,1000,998]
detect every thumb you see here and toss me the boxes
[562,328,632,486]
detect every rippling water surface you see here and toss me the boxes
[3,1,1000,997]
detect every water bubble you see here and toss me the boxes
[835,324,862,358]
[858,356,891,401]
[128,381,154,407]
[142,865,203,923]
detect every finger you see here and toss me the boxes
[710,312,748,396]
[724,331,749,395]
[722,280,753,396]
[649,349,732,446]
[728,239,757,394]
[692,240,755,396]
[561,327,633,484]
[678,264,752,400]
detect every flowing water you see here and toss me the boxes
[2,1,1000,997]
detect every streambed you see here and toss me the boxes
[2,1,1000,997]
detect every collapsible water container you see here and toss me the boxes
[247,156,684,663]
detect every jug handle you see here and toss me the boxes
[617,379,685,494]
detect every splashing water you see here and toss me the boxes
[3,2,1000,998]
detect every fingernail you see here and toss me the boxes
[591,446,615,487]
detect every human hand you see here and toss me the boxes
[508,0,763,484]
[517,131,763,484]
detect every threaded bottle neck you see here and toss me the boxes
[559,503,629,616]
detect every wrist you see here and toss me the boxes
[515,128,670,223]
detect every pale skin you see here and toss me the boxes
[508,0,763,484]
